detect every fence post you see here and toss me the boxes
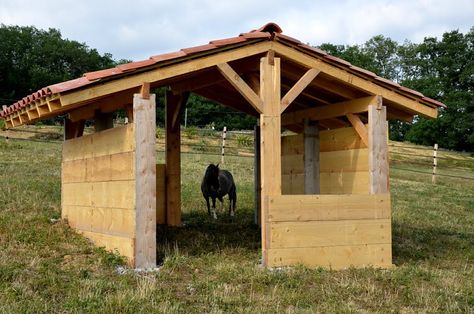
[432,143,438,184]
[221,126,227,164]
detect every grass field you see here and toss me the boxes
[0,126,473,313]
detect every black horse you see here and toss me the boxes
[201,164,236,219]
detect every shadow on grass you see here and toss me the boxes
[392,221,474,265]
[156,210,261,264]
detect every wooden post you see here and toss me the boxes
[165,91,188,226]
[221,126,227,164]
[432,143,438,184]
[133,91,157,269]
[254,123,261,226]
[64,118,85,140]
[304,119,320,194]
[260,55,281,266]
[94,110,114,132]
[368,99,389,194]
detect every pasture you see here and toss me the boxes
[0,126,473,313]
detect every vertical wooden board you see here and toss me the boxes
[62,182,93,206]
[320,171,369,194]
[62,159,87,183]
[267,244,392,269]
[281,154,304,175]
[368,104,389,194]
[268,194,391,222]
[320,149,369,173]
[156,164,166,224]
[320,126,367,152]
[281,134,304,155]
[80,230,136,266]
[91,181,135,209]
[269,219,391,248]
[304,120,320,194]
[134,93,157,268]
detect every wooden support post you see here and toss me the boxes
[304,119,320,194]
[368,101,389,194]
[165,91,189,226]
[221,126,227,164]
[254,123,261,226]
[64,118,85,140]
[94,110,114,132]
[432,143,438,184]
[133,91,157,269]
[260,56,281,266]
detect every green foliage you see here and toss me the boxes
[236,134,253,147]
[183,126,198,138]
[319,27,474,151]
[155,127,164,139]
[0,119,5,130]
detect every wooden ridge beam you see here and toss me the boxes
[346,113,369,146]
[282,95,379,126]
[281,68,320,113]
[273,42,438,118]
[217,63,263,113]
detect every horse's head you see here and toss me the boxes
[204,163,220,189]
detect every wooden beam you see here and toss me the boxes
[273,42,438,118]
[171,92,189,129]
[165,91,183,226]
[64,118,85,140]
[94,110,114,132]
[125,104,134,123]
[304,120,320,194]
[346,113,369,147]
[281,68,320,113]
[140,82,150,99]
[217,63,263,113]
[133,92,157,268]
[260,56,281,267]
[59,42,272,108]
[368,104,389,194]
[282,96,378,126]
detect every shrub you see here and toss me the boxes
[183,126,198,139]
[236,134,253,147]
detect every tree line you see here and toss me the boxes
[1,25,472,151]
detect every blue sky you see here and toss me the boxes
[0,0,472,61]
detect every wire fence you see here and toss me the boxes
[2,131,473,181]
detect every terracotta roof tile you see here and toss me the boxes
[150,50,187,62]
[0,22,446,121]
[210,36,247,47]
[181,43,217,55]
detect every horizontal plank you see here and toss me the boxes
[64,205,135,237]
[282,173,304,195]
[63,124,135,161]
[79,230,135,266]
[320,126,367,152]
[62,181,135,209]
[267,244,392,269]
[320,148,368,173]
[270,219,391,248]
[282,154,304,175]
[62,152,135,183]
[320,171,369,194]
[268,193,391,222]
[281,134,304,155]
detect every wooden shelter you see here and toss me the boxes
[0,23,444,269]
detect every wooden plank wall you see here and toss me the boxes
[62,124,137,264]
[281,134,304,194]
[266,194,392,269]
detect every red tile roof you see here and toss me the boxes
[0,22,446,120]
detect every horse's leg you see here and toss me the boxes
[228,194,232,216]
[211,197,217,219]
[205,196,211,216]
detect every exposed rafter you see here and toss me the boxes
[281,68,320,113]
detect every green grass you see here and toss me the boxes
[1,128,473,313]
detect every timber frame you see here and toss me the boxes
[1,23,443,269]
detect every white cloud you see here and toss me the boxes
[0,0,472,60]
